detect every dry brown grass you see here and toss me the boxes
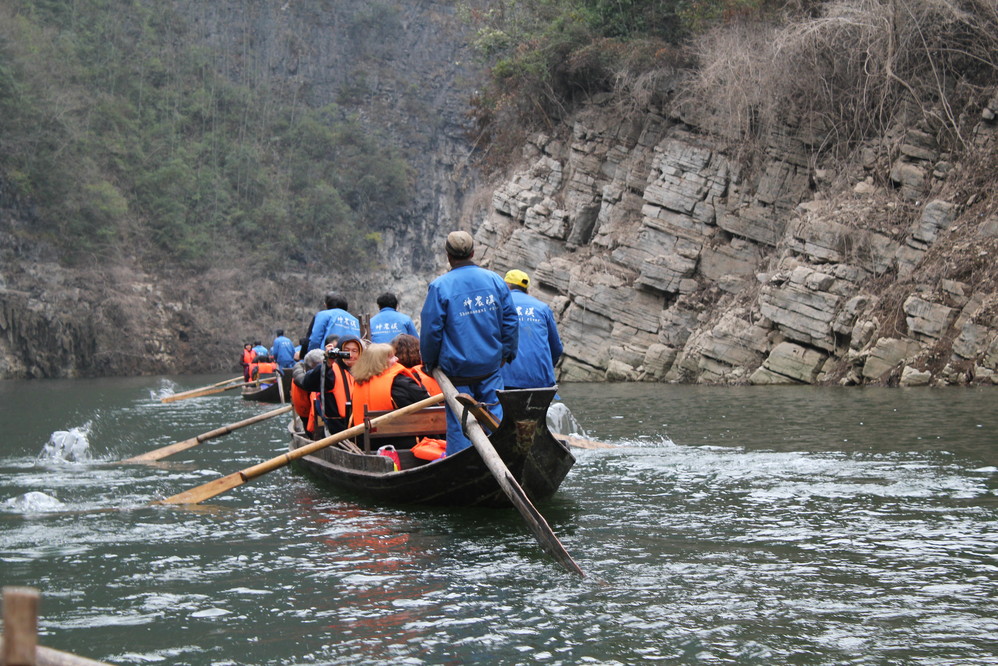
[682,0,998,159]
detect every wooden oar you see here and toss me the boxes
[161,376,278,403]
[120,404,294,463]
[159,375,241,400]
[433,370,584,577]
[156,393,445,505]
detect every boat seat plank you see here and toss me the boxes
[361,405,446,451]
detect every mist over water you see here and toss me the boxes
[1,377,995,665]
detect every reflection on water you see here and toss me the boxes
[0,377,995,664]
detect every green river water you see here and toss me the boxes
[0,377,995,665]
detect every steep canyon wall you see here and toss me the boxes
[473,90,998,386]
[3,1,996,385]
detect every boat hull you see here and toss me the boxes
[290,388,575,507]
[241,373,293,403]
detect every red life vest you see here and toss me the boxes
[351,363,417,428]
[242,348,256,365]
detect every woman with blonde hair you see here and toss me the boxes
[350,343,429,431]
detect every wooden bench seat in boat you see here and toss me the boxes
[359,405,446,452]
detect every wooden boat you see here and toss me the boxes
[241,372,293,403]
[289,387,575,507]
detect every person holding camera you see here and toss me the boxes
[296,335,363,438]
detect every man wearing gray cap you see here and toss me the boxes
[420,230,519,455]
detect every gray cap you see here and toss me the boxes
[303,348,326,370]
[445,230,474,259]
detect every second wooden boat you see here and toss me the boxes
[241,373,293,403]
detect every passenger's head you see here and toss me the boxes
[302,349,325,370]
[351,343,395,383]
[445,230,474,264]
[244,342,253,350]
[336,335,364,369]
[324,292,348,310]
[376,292,398,309]
[324,334,340,352]
[392,334,421,368]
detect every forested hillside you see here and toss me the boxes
[0,0,480,378]
[1,0,996,384]
[0,1,411,270]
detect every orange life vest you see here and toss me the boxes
[351,363,417,427]
[412,365,441,397]
[290,381,312,424]
[322,362,354,422]
[253,361,278,380]
[241,348,256,365]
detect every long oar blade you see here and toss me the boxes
[433,370,584,577]
[121,405,293,463]
[159,376,242,402]
[155,393,444,505]
[161,376,278,403]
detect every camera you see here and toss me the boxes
[325,349,352,359]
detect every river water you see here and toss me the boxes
[0,377,995,665]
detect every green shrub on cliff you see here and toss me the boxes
[0,1,410,270]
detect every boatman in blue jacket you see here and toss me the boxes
[270,329,297,370]
[307,292,361,352]
[499,269,563,389]
[370,292,418,343]
[420,230,519,455]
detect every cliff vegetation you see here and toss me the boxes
[0,0,409,271]
[466,0,998,386]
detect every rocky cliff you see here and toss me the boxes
[3,1,997,386]
[473,88,998,386]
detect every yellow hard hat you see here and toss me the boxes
[504,269,529,289]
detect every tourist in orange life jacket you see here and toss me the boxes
[297,335,362,438]
[291,349,325,435]
[391,334,442,397]
[251,354,279,383]
[241,342,256,381]
[350,342,429,449]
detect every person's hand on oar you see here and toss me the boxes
[121,404,293,463]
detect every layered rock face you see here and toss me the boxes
[474,94,998,386]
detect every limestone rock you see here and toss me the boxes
[751,342,827,384]
[903,296,956,341]
[862,338,922,380]
[900,365,932,386]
